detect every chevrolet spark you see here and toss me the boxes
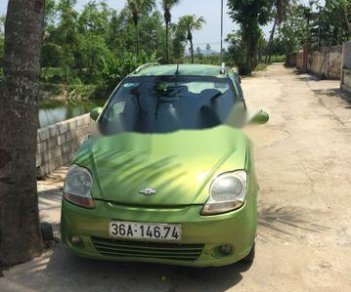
[61,64,269,267]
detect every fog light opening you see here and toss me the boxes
[70,236,84,248]
[219,244,233,256]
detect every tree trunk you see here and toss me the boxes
[190,39,194,64]
[134,22,140,57]
[0,0,44,266]
[344,6,351,36]
[187,32,194,64]
[165,21,169,63]
[136,23,140,57]
[133,14,140,57]
[164,9,171,64]
[246,34,253,74]
[266,16,277,64]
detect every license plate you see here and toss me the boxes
[109,221,182,241]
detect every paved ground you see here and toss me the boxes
[1,63,351,291]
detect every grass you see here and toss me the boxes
[255,63,268,71]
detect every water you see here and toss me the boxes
[39,99,105,128]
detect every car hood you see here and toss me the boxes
[74,125,249,206]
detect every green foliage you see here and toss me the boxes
[161,0,182,63]
[277,5,306,55]
[255,63,268,71]
[183,54,222,65]
[227,0,273,74]
[127,0,156,55]
[38,0,164,99]
[171,23,187,61]
[310,0,351,48]
[97,51,157,97]
[177,15,206,63]
[276,0,351,56]
[225,30,246,71]
[0,0,210,98]
[226,0,293,73]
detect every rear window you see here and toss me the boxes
[99,76,238,134]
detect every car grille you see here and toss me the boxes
[91,237,204,262]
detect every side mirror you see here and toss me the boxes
[90,107,103,121]
[248,110,269,125]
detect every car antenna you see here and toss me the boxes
[175,63,180,75]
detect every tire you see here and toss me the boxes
[241,243,255,263]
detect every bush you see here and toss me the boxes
[94,51,157,98]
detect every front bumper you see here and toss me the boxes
[61,195,257,267]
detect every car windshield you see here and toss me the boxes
[99,76,238,134]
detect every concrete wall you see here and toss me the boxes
[341,69,351,94]
[296,50,304,70]
[36,114,91,177]
[307,46,342,79]
[286,53,297,68]
[341,42,351,93]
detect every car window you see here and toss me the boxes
[99,76,239,134]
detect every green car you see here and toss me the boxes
[61,64,269,267]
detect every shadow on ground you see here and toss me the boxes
[312,88,351,108]
[257,204,329,243]
[3,244,251,292]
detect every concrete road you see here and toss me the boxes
[1,64,351,292]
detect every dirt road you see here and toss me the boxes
[1,64,350,291]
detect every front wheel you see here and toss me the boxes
[241,243,255,263]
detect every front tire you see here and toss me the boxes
[241,243,255,263]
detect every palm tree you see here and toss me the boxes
[0,0,45,265]
[162,0,181,63]
[266,0,290,63]
[127,0,155,56]
[179,15,206,64]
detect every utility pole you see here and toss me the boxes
[220,0,224,62]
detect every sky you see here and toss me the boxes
[0,0,314,51]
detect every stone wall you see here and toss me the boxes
[341,42,351,93]
[36,114,91,178]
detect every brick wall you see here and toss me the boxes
[36,114,91,178]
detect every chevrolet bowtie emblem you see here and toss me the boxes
[139,188,157,196]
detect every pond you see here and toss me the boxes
[39,99,106,128]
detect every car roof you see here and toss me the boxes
[130,64,233,78]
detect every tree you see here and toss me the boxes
[341,0,351,34]
[317,0,351,44]
[161,0,181,63]
[206,43,211,56]
[178,15,206,64]
[127,0,155,56]
[227,0,271,74]
[266,0,290,63]
[171,23,187,60]
[0,0,45,265]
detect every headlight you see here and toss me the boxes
[63,165,94,209]
[201,171,247,215]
